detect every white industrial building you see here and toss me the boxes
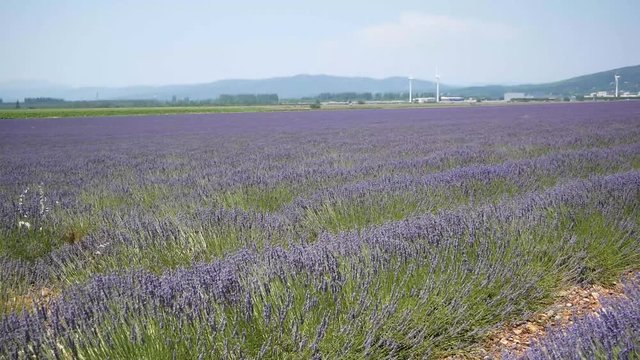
[414,97,437,103]
[504,92,533,101]
[440,96,464,102]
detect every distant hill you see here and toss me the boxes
[0,75,445,102]
[1,65,638,102]
[451,65,640,98]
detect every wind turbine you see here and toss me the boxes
[409,76,413,103]
[435,68,440,103]
[615,74,620,98]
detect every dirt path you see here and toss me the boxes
[445,275,632,359]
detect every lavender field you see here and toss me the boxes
[1,102,639,359]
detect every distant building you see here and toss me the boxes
[414,97,436,103]
[620,92,640,97]
[504,92,529,101]
[585,90,639,98]
[440,96,464,102]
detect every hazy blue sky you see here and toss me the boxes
[2,0,639,86]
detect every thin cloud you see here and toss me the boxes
[356,12,517,48]
[311,12,521,82]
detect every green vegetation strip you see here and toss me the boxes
[0,105,310,119]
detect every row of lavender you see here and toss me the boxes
[2,104,639,216]
[0,139,636,310]
[1,137,637,307]
[2,170,638,358]
[1,104,638,239]
[1,102,640,357]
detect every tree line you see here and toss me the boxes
[3,94,281,109]
[300,92,438,102]
[214,94,279,105]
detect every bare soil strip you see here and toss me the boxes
[445,273,636,359]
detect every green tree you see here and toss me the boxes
[310,100,321,109]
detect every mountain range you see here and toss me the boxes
[1,65,638,102]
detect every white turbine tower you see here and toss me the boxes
[435,68,440,103]
[409,76,413,103]
[615,74,620,98]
